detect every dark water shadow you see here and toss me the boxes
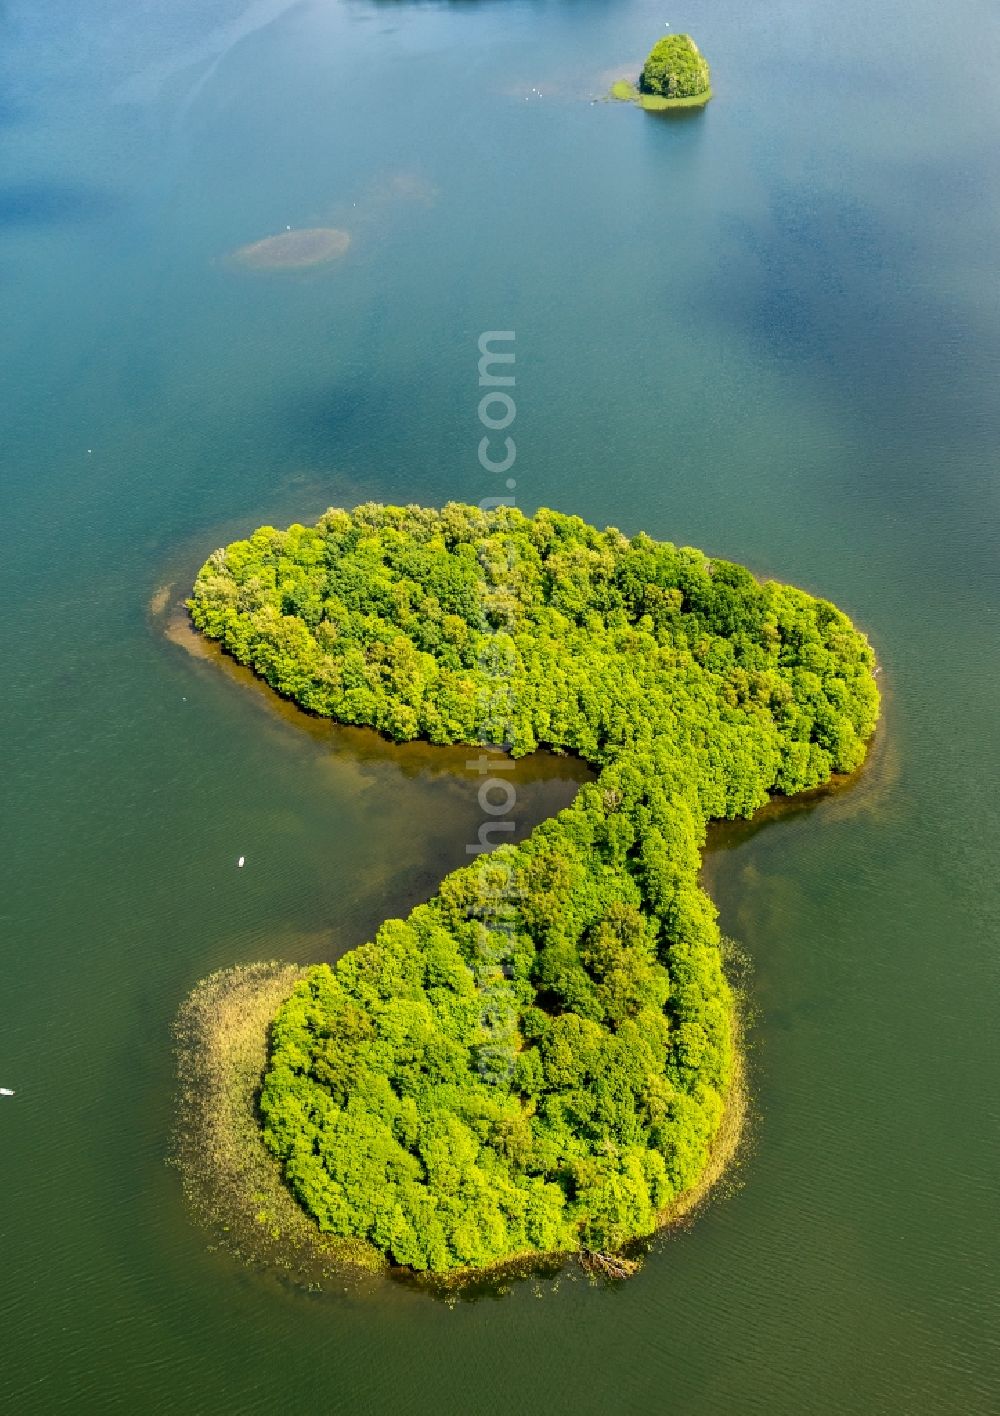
[697,171,1000,587]
[358,0,511,9]
[0,180,117,227]
[704,704,896,876]
[642,104,711,126]
[159,593,592,794]
[279,375,391,452]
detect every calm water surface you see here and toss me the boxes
[2,1,999,1411]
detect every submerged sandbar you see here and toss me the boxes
[232,227,351,270]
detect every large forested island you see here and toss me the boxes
[184,502,878,1278]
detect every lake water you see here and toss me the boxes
[2,0,999,1411]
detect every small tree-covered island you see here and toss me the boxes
[181,502,878,1282]
[611,34,713,111]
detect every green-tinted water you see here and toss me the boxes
[2,1,998,1411]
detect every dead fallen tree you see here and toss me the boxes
[579,1249,641,1281]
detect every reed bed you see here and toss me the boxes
[171,961,386,1288]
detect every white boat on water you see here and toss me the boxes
[0,1088,14,1097]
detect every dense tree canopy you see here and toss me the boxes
[189,502,878,1273]
[639,34,711,100]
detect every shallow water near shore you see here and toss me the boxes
[3,0,1000,1411]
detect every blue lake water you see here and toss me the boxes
[1,0,999,1411]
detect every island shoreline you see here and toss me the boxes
[173,500,879,1282]
[172,958,749,1294]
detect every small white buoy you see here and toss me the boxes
[237,856,245,868]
